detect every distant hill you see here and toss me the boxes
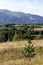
[0,9,43,24]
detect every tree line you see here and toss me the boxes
[0,24,43,42]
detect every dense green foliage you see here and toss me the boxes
[22,40,36,58]
[0,24,43,42]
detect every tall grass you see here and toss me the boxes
[0,46,43,65]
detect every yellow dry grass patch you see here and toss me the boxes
[34,28,43,31]
[0,40,43,49]
[0,40,43,65]
[0,41,28,49]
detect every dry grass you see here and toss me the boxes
[0,40,43,65]
[34,28,43,31]
[0,40,43,49]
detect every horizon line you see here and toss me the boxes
[0,9,43,17]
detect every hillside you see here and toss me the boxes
[0,40,43,65]
[0,9,43,24]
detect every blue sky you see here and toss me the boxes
[0,0,43,16]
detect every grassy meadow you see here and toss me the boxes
[0,40,43,65]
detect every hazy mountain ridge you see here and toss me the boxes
[0,9,43,24]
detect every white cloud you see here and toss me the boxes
[0,0,43,16]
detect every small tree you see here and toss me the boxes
[22,40,36,65]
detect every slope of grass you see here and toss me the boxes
[0,40,43,65]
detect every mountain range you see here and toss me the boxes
[0,9,43,24]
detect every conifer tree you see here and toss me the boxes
[22,40,36,64]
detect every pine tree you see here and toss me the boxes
[22,40,36,64]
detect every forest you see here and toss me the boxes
[0,24,43,42]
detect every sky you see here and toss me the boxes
[0,0,43,16]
